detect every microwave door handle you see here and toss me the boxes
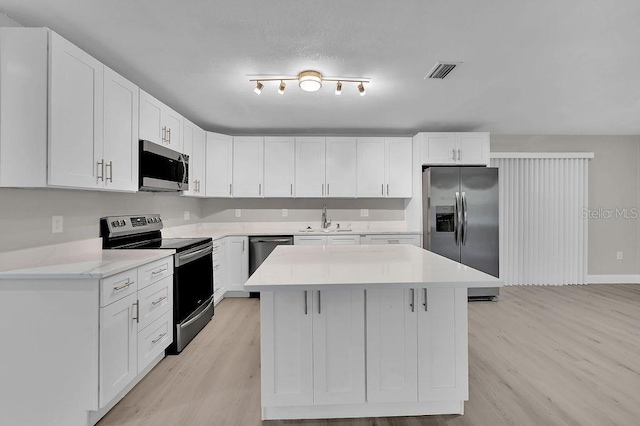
[180,155,188,187]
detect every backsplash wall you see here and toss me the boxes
[0,188,202,252]
[200,198,406,225]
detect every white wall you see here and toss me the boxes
[0,188,202,252]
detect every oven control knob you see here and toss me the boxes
[111,221,118,227]
[119,220,126,226]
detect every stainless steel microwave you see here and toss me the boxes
[139,140,189,192]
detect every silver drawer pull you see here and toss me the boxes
[388,240,400,244]
[152,296,167,306]
[113,280,134,291]
[152,332,167,344]
[151,267,168,276]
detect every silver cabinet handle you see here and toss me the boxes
[151,267,168,276]
[162,126,167,143]
[318,290,322,314]
[229,183,232,196]
[106,161,113,183]
[152,332,167,344]
[322,183,324,196]
[194,180,198,192]
[387,184,389,196]
[97,160,105,182]
[388,239,400,244]
[452,148,456,161]
[167,128,171,143]
[113,280,134,291]
[242,240,245,252]
[458,149,461,161]
[423,288,428,311]
[382,183,384,196]
[152,296,167,306]
[259,183,262,196]
[132,301,139,323]
[410,289,415,312]
[304,291,308,315]
[327,183,330,195]
[291,183,293,196]
[462,191,468,245]
[454,191,461,246]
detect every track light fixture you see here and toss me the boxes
[278,80,286,94]
[249,70,370,96]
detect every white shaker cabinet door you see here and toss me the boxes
[312,290,366,405]
[356,137,385,197]
[103,67,139,192]
[385,137,413,198]
[421,133,457,165]
[264,137,295,197]
[294,235,327,245]
[183,119,206,196]
[295,137,326,197]
[418,287,468,402]
[226,236,249,293]
[326,235,360,245]
[456,132,490,166]
[232,137,264,197]
[162,107,183,153]
[325,137,357,197]
[366,288,418,403]
[205,132,233,197]
[99,293,137,408]
[261,291,314,407]
[48,31,104,189]
[139,90,164,145]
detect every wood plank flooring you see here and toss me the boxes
[98,285,640,426]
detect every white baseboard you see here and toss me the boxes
[587,275,640,284]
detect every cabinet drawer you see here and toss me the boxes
[100,268,138,307]
[138,310,173,374]
[138,256,173,290]
[137,275,173,330]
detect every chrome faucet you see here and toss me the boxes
[321,204,332,229]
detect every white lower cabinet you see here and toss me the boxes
[294,235,326,245]
[360,234,421,247]
[226,236,249,295]
[261,290,365,407]
[98,256,174,410]
[327,235,360,245]
[366,287,468,404]
[213,238,227,304]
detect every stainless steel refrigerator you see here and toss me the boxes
[422,167,500,300]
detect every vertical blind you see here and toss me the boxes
[490,154,590,286]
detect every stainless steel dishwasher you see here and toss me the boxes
[248,236,294,298]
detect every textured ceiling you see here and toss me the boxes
[0,0,639,135]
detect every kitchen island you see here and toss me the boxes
[244,244,502,421]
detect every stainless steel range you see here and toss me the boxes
[100,214,213,353]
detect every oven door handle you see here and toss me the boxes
[181,297,214,328]
[176,243,213,267]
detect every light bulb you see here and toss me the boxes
[278,80,286,94]
[335,81,342,95]
[358,82,366,96]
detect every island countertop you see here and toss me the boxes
[244,244,502,291]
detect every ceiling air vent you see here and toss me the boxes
[424,62,461,79]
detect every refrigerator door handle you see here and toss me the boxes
[462,191,468,245]
[454,191,461,246]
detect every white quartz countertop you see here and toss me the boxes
[244,245,502,291]
[0,239,174,280]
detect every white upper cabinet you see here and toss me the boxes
[102,67,139,192]
[421,132,490,166]
[295,137,326,198]
[356,137,386,197]
[232,137,264,197]
[48,31,104,189]
[205,132,233,197]
[264,137,295,197]
[139,90,183,153]
[182,119,206,196]
[326,137,357,198]
[356,137,412,198]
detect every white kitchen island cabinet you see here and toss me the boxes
[244,244,501,421]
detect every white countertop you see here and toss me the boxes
[0,239,174,280]
[244,244,502,291]
[162,221,420,241]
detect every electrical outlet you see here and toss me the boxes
[52,215,63,234]
[235,209,242,218]
[282,209,288,217]
[184,211,190,221]
[360,209,369,217]
[617,251,623,260]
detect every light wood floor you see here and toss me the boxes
[99,285,640,426]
